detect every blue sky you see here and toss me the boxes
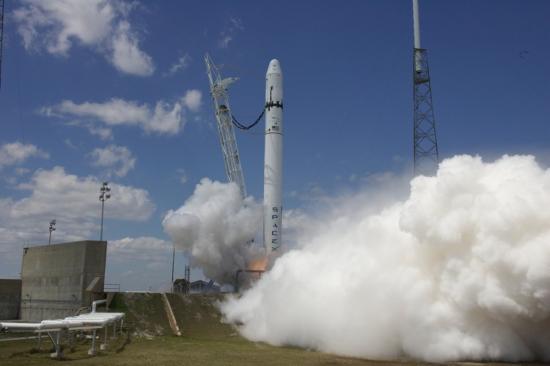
[0,0,549,290]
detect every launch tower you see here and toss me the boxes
[0,0,5,89]
[412,0,439,176]
[205,54,247,197]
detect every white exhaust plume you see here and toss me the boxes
[163,178,262,284]
[221,155,550,362]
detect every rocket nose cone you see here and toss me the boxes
[267,59,281,74]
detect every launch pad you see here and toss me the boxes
[234,269,265,293]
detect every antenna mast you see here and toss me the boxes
[204,54,247,197]
[0,0,5,89]
[413,0,439,176]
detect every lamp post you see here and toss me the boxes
[99,182,111,241]
[48,219,56,245]
[171,245,175,293]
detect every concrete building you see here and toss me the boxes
[20,241,107,321]
[0,279,21,320]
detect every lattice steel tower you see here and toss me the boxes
[205,53,247,197]
[0,0,5,89]
[412,0,439,176]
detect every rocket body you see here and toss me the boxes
[264,59,283,253]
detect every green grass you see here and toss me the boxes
[166,293,233,339]
[0,294,542,365]
[112,292,172,337]
[3,334,539,366]
[1,293,383,365]
[0,332,418,366]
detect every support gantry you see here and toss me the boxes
[412,0,439,176]
[204,54,247,197]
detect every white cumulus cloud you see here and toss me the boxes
[0,142,49,168]
[0,165,155,263]
[89,145,136,177]
[110,20,154,76]
[13,0,154,76]
[164,53,191,77]
[105,236,175,290]
[108,236,171,265]
[182,89,202,112]
[43,90,202,136]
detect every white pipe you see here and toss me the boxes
[41,320,85,328]
[1,322,42,330]
[1,313,125,332]
[413,0,421,49]
[67,313,124,319]
[92,299,106,313]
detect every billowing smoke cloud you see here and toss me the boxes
[221,155,550,362]
[162,178,262,284]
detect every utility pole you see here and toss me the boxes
[412,0,439,176]
[171,245,175,293]
[48,220,56,245]
[99,182,111,241]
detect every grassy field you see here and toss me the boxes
[0,293,544,365]
[0,333,431,366]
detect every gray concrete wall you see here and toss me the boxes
[20,241,106,321]
[0,279,21,320]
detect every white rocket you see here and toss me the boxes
[264,59,283,254]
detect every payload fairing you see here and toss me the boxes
[264,59,283,253]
